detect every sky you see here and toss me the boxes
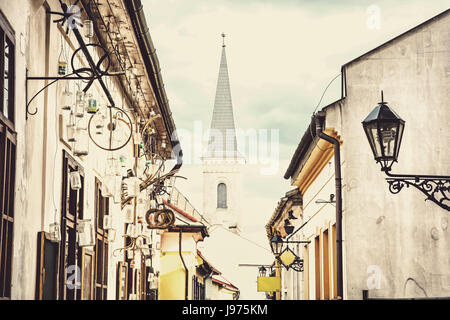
[142,0,450,249]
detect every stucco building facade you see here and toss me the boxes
[268,8,450,300]
[0,0,223,301]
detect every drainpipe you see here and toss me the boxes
[179,230,189,300]
[314,112,343,300]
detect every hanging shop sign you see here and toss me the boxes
[257,276,281,293]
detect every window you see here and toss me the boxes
[314,235,320,300]
[0,11,15,299]
[322,229,330,299]
[332,224,337,299]
[116,262,128,300]
[59,151,84,300]
[217,183,227,209]
[0,121,15,299]
[303,244,309,300]
[0,10,15,124]
[94,178,109,300]
[192,275,205,300]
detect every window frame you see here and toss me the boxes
[0,121,16,300]
[0,9,15,126]
[0,10,16,296]
[217,183,227,209]
[59,150,84,300]
[94,178,109,300]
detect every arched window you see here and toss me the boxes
[217,183,227,209]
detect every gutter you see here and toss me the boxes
[314,111,344,300]
[179,230,189,300]
[120,0,183,207]
[124,0,181,153]
[284,121,314,180]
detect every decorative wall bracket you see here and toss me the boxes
[386,172,450,211]
[26,0,125,118]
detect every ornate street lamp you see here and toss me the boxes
[258,266,267,277]
[362,91,450,211]
[270,235,284,256]
[362,91,405,172]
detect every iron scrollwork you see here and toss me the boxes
[386,173,450,211]
[27,0,125,117]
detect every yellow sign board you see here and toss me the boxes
[279,248,297,267]
[257,276,281,292]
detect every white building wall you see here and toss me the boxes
[297,158,338,300]
[202,159,242,231]
[324,11,450,299]
[1,0,156,299]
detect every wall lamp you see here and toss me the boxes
[269,235,310,272]
[258,266,267,277]
[362,91,450,211]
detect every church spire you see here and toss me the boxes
[205,34,239,159]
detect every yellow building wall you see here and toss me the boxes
[158,251,198,300]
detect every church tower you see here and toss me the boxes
[203,34,243,234]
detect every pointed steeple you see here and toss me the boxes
[205,34,239,159]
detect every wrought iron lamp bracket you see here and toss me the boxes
[26,0,125,118]
[385,171,450,211]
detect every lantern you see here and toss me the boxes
[66,112,77,142]
[49,222,61,243]
[362,92,405,172]
[70,171,82,190]
[94,112,106,135]
[84,20,94,38]
[108,228,117,242]
[126,224,136,237]
[86,94,98,114]
[77,220,95,247]
[123,176,140,198]
[75,90,86,118]
[73,128,89,156]
[103,215,112,230]
[258,266,267,277]
[58,61,67,76]
[124,206,134,224]
[270,235,284,256]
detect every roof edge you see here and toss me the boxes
[342,8,450,69]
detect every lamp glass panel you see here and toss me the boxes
[379,123,398,158]
[364,123,381,158]
[270,237,283,255]
[395,122,405,159]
